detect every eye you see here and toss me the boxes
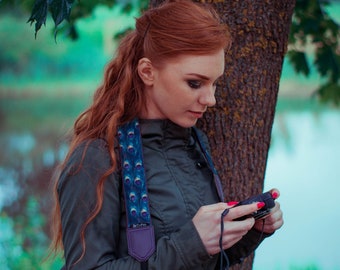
[187,80,202,89]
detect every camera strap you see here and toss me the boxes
[118,119,155,265]
[192,127,224,202]
[193,127,229,269]
[117,121,225,268]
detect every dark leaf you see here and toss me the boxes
[48,0,74,27]
[57,23,79,40]
[317,82,340,106]
[27,0,48,38]
[67,24,78,40]
[287,50,310,76]
[314,45,339,82]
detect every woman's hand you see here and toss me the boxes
[192,201,263,255]
[253,188,284,234]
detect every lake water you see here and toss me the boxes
[254,108,340,270]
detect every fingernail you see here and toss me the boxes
[227,201,239,206]
[257,202,265,209]
[272,192,279,199]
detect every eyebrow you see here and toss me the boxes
[186,73,210,80]
[187,73,223,81]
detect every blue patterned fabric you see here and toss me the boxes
[118,119,151,228]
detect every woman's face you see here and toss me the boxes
[139,49,225,128]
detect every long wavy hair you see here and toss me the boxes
[50,0,231,261]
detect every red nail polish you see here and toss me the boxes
[257,202,265,209]
[227,201,239,206]
[272,192,278,199]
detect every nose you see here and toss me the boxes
[199,86,216,107]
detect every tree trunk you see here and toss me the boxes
[151,0,296,269]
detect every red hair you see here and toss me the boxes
[50,0,231,262]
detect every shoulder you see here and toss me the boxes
[68,138,111,168]
[57,138,117,192]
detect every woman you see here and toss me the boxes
[51,1,284,269]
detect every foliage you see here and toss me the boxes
[0,199,64,269]
[5,0,149,40]
[288,0,340,105]
[0,11,116,89]
[2,0,338,105]
[27,0,75,39]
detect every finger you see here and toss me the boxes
[221,234,243,250]
[255,201,281,221]
[256,202,282,228]
[226,217,255,232]
[225,202,263,221]
[265,203,283,224]
[220,219,255,249]
[199,201,244,215]
[263,215,284,232]
[268,201,281,216]
[272,201,281,211]
[226,201,239,207]
[198,202,231,213]
[268,188,280,199]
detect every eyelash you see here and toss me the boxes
[187,80,202,89]
[187,80,219,90]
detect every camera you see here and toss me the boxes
[234,191,276,220]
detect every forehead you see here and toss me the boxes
[163,50,225,78]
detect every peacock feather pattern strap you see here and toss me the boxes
[118,118,155,262]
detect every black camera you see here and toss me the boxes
[234,191,276,220]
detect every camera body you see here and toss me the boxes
[234,191,276,220]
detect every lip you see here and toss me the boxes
[189,111,204,118]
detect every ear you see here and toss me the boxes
[137,57,155,86]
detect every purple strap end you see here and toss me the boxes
[127,225,155,262]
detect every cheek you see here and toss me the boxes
[156,79,181,100]
[167,88,193,108]
[155,73,196,106]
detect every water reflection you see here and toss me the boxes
[8,133,35,155]
[0,132,67,209]
[0,128,68,269]
[42,144,68,167]
[0,167,19,209]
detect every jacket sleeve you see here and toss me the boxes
[226,228,273,265]
[58,140,140,269]
[195,129,274,266]
[58,140,214,270]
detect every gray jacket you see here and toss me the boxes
[58,119,268,269]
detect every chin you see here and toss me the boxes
[174,118,198,128]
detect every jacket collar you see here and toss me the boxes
[139,119,192,147]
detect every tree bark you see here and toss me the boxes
[151,0,296,269]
